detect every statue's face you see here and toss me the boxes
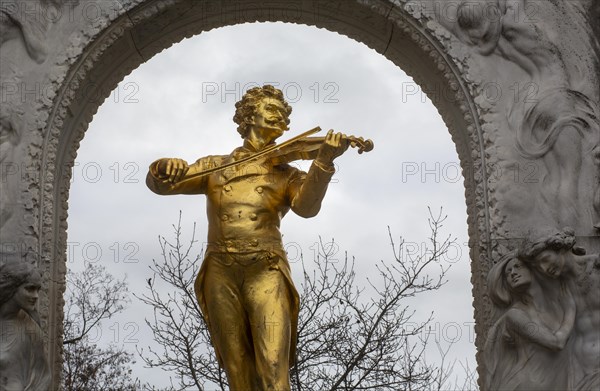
[505,258,531,290]
[250,97,288,141]
[13,280,41,312]
[534,249,568,279]
[465,16,488,39]
[458,4,487,37]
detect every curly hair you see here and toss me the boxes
[233,85,292,138]
[517,227,577,262]
[0,260,41,309]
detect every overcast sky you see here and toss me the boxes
[66,22,476,388]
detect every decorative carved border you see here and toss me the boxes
[384,8,493,378]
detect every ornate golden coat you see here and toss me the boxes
[146,143,335,366]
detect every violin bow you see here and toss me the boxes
[178,126,322,182]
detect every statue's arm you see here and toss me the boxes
[582,254,600,270]
[287,162,335,218]
[288,130,349,217]
[505,307,573,351]
[146,156,211,195]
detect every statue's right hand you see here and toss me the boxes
[157,158,189,183]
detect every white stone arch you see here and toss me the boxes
[1,0,598,388]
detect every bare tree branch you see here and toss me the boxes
[62,264,144,391]
[63,263,130,345]
[138,208,475,390]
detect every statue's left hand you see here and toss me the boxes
[315,130,350,165]
[157,158,189,183]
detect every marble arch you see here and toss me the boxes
[1,0,598,388]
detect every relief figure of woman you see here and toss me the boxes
[0,260,50,391]
[485,252,575,390]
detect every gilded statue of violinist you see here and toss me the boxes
[146,85,372,390]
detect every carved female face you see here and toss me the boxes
[458,3,493,41]
[533,249,567,279]
[13,280,41,313]
[505,258,532,290]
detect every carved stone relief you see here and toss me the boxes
[0,59,26,246]
[426,0,600,386]
[485,228,600,390]
[0,0,79,63]
[0,259,51,390]
[432,0,600,237]
[0,105,22,230]
[0,0,77,243]
[485,252,574,390]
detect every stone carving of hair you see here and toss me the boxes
[457,2,485,30]
[517,89,598,159]
[233,85,292,138]
[487,251,519,308]
[518,227,577,261]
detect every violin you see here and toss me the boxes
[181,126,374,181]
[266,127,374,166]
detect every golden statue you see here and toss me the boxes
[146,85,372,390]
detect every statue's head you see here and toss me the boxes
[456,1,501,47]
[233,85,292,139]
[0,260,42,318]
[487,251,533,308]
[518,227,578,279]
[457,2,486,29]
